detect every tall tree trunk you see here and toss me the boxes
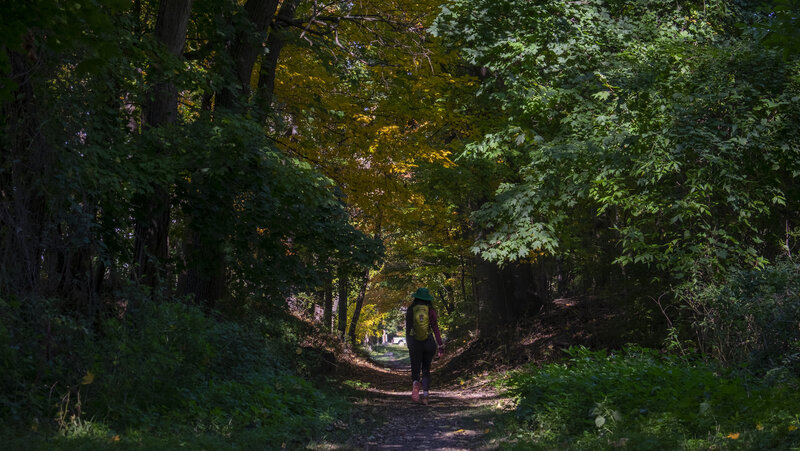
[438,274,455,314]
[177,226,225,307]
[323,276,333,332]
[258,0,300,101]
[474,256,500,336]
[460,258,469,313]
[337,270,349,342]
[216,0,280,109]
[474,257,542,336]
[346,217,381,345]
[348,269,370,345]
[0,48,48,296]
[132,0,193,290]
[182,0,280,305]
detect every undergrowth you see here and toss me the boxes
[0,295,350,449]
[499,346,800,450]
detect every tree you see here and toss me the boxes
[0,0,383,318]
[433,0,800,298]
[132,0,193,290]
[270,0,487,337]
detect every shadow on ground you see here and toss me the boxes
[319,345,509,451]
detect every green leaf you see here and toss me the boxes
[592,91,611,101]
[595,415,606,427]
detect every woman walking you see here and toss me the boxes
[406,288,444,405]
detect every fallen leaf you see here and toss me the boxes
[756,424,764,431]
[80,371,95,385]
[111,435,120,442]
[789,425,798,432]
[726,432,740,439]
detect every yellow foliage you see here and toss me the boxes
[354,114,373,124]
[268,0,483,301]
[348,301,387,343]
[377,125,400,136]
[250,56,261,91]
[80,371,95,385]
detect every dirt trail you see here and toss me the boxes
[335,347,508,451]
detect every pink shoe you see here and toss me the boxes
[411,381,420,402]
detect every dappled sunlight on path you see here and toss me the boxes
[329,345,509,451]
[357,379,504,450]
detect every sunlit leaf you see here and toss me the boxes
[80,371,95,385]
[595,415,606,427]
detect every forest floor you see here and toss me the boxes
[316,345,511,450]
[314,295,651,450]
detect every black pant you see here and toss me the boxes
[409,336,436,391]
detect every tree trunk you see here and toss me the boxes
[438,274,455,314]
[132,0,193,290]
[348,269,370,345]
[337,271,349,342]
[216,0,280,109]
[460,256,470,312]
[177,225,225,307]
[474,256,501,336]
[0,48,50,297]
[182,0,281,306]
[323,276,333,331]
[474,256,541,336]
[258,0,300,101]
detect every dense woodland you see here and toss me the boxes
[2,0,799,448]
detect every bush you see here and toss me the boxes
[0,294,348,448]
[0,295,95,424]
[682,258,800,372]
[503,346,800,450]
[88,300,342,439]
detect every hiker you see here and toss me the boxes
[406,287,444,405]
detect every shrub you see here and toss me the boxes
[0,295,95,424]
[0,294,348,448]
[681,258,800,372]
[503,346,800,450]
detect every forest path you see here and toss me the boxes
[328,345,509,450]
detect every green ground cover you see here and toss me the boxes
[497,346,800,450]
[0,300,353,449]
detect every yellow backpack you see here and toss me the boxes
[412,304,430,341]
